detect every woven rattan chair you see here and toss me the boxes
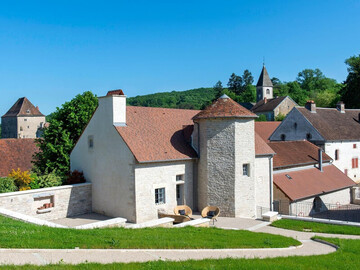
[173,205,193,218]
[201,206,220,225]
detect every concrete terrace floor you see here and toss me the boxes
[51,213,112,227]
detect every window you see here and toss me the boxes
[20,126,23,131]
[26,109,30,114]
[281,134,286,141]
[243,164,250,176]
[155,188,165,204]
[294,123,297,129]
[88,136,94,149]
[352,158,359,169]
[266,89,270,94]
[354,144,357,149]
[335,149,339,160]
[176,175,184,181]
[306,133,312,140]
[24,119,27,122]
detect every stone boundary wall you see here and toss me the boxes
[0,183,92,221]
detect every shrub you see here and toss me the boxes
[37,171,62,188]
[255,114,267,122]
[0,177,18,193]
[275,113,286,121]
[8,169,32,191]
[29,173,40,190]
[64,170,86,185]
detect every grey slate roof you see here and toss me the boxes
[256,65,273,87]
[298,107,360,141]
[251,96,287,113]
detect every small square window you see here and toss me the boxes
[176,175,184,181]
[243,164,250,176]
[88,135,94,149]
[24,119,27,121]
[155,188,165,204]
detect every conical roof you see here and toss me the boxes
[192,95,257,120]
[256,65,273,87]
[2,97,44,118]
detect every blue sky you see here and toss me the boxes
[0,1,359,116]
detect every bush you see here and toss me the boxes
[29,173,40,190]
[64,170,86,185]
[37,171,63,188]
[8,169,32,191]
[255,114,267,122]
[275,113,286,121]
[0,177,18,193]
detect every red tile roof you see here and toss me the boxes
[0,139,38,177]
[255,121,281,142]
[115,106,200,162]
[255,133,275,156]
[268,141,332,169]
[274,165,355,201]
[2,97,44,118]
[193,95,257,120]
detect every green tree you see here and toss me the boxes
[33,91,98,176]
[239,85,256,103]
[242,69,254,86]
[228,73,243,95]
[340,54,360,108]
[255,114,267,122]
[213,81,224,99]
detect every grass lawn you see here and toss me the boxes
[0,215,299,249]
[271,219,360,235]
[0,237,359,269]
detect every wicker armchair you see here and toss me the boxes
[201,206,220,224]
[173,205,193,217]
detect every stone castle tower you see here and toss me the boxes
[192,95,258,217]
[256,65,273,102]
[1,97,46,139]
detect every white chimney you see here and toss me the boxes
[336,101,345,113]
[99,89,126,126]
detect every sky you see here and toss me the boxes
[0,1,359,116]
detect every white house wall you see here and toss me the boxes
[134,161,194,223]
[254,156,272,210]
[324,141,360,183]
[70,98,137,222]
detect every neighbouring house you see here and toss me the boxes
[250,65,297,121]
[269,101,360,183]
[0,139,38,177]
[1,97,46,139]
[71,90,275,223]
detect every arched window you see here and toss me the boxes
[266,89,270,94]
[281,134,286,141]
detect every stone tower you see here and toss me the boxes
[256,65,273,102]
[192,95,258,217]
[1,97,46,138]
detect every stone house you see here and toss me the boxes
[71,91,354,223]
[269,101,360,183]
[71,90,276,223]
[1,97,46,139]
[250,65,297,121]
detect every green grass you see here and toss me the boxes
[0,237,359,269]
[271,219,360,235]
[0,215,299,249]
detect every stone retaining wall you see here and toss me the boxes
[0,183,92,220]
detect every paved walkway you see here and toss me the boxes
[1,217,359,265]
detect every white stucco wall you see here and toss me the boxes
[134,160,194,223]
[325,141,360,183]
[254,156,272,210]
[70,96,137,222]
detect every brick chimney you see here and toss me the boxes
[264,97,267,104]
[336,101,345,113]
[305,100,316,113]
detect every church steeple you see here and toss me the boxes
[256,65,273,102]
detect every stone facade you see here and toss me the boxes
[197,118,257,218]
[16,116,46,138]
[0,183,91,221]
[274,97,297,119]
[134,161,194,223]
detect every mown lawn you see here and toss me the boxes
[0,237,359,269]
[272,219,360,235]
[0,215,299,249]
